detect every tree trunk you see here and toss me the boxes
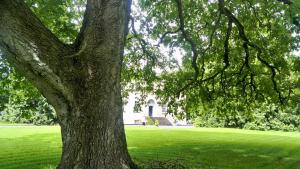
[58,118,136,169]
[0,0,138,168]
[56,50,137,168]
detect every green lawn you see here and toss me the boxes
[0,126,300,169]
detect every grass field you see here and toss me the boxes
[0,126,300,169]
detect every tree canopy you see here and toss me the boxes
[124,0,300,117]
[1,0,300,119]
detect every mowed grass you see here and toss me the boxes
[0,127,300,169]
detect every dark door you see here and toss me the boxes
[148,106,153,117]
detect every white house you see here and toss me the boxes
[123,93,187,126]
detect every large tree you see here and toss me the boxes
[0,0,299,169]
[0,0,136,168]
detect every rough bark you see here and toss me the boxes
[0,0,137,168]
[57,64,136,168]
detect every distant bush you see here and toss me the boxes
[154,120,159,127]
[1,97,57,125]
[146,116,155,125]
[193,113,226,128]
[193,104,300,132]
[0,70,57,125]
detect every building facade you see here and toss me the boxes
[123,93,187,126]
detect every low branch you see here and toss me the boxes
[200,12,222,80]
[218,0,284,103]
[176,0,286,102]
[130,16,156,64]
[277,0,293,5]
[223,20,232,69]
[175,7,228,97]
[175,0,199,79]
[155,28,181,47]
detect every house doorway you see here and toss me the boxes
[148,106,153,117]
[147,99,155,117]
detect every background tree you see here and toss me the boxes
[0,0,299,169]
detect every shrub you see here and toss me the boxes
[193,114,225,128]
[0,97,57,125]
[146,116,155,125]
[154,120,159,127]
[193,104,300,132]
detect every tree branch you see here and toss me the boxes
[155,28,181,47]
[200,12,222,80]
[0,0,74,112]
[130,16,157,65]
[175,0,199,79]
[218,0,284,103]
[277,0,293,5]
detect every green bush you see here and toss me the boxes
[1,97,57,125]
[193,115,225,128]
[146,116,155,125]
[154,120,159,127]
[193,104,300,132]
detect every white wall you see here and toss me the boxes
[123,92,187,125]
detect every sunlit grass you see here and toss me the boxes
[0,126,300,169]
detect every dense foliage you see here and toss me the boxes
[125,0,300,122]
[0,56,56,125]
[193,104,300,132]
